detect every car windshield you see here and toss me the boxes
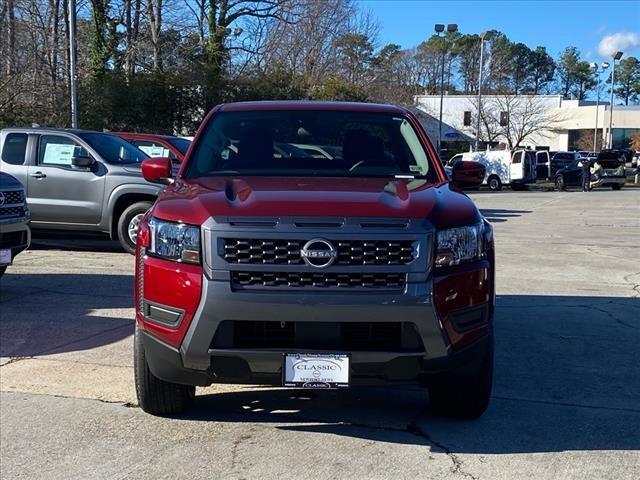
[79,133,148,164]
[184,110,436,181]
[167,137,191,155]
[553,152,574,160]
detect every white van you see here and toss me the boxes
[448,149,537,191]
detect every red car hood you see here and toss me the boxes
[152,176,481,228]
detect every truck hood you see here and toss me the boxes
[152,177,481,229]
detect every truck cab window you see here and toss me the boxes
[2,133,28,165]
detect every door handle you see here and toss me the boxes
[29,171,47,179]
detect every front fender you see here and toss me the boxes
[99,183,163,232]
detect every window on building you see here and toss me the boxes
[463,111,472,126]
[500,111,508,127]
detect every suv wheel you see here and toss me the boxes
[428,334,493,419]
[134,325,195,415]
[117,201,153,254]
[487,175,502,191]
[555,175,565,191]
[611,184,623,190]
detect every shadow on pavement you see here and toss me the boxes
[182,294,639,454]
[0,273,134,357]
[480,208,531,223]
[29,231,124,253]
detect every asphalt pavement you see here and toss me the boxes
[1,189,639,480]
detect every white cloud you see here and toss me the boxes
[597,32,640,57]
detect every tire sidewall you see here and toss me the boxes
[488,176,501,191]
[117,201,153,254]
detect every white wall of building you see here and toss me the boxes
[414,94,640,151]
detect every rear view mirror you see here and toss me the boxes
[72,155,95,168]
[142,157,173,185]
[451,161,486,188]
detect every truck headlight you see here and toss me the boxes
[148,217,201,264]
[435,222,485,267]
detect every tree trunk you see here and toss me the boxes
[5,0,15,75]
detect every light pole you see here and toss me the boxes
[435,23,458,155]
[608,51,623,148]
[68,0,78,128]
[475,31,489,151]
[590,61,609,152]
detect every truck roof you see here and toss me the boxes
[218,100,408,115]
[1,127,106,135]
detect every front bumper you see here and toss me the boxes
[0,217,31,265]
[141,271,491,387]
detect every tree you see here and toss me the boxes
[333,33,374,84]
[529,46,555,94]
[610,57,640,105]
[556,46,595,99]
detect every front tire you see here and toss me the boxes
[555,175,565,191]
[134,325,195,415]
[611,184,623,190]
[428,335,493,419]
[117,201,153,254]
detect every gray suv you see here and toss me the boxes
[0,128,164,253]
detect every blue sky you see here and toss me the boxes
[360,0,640,62]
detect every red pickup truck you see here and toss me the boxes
[134,101,494,419]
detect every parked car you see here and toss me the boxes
[134,101,495,419]
[550,151,580,175]
[0,128,165,253]
[115,133,191,175]
[554,149,626,191]
[460,148,536,191]
[576,151,590,159]
[0,172,31,277]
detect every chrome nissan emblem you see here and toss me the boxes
[301,238,337,268]
[0,192,5,207]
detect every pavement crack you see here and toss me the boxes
[406,413,479,480]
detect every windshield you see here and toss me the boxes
[79,133,148,164]
[553,152,575,160]
[167,137,191,155]
[184,110,436,180]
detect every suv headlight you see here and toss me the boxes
[435,222,485,268]
[148,217,201,264]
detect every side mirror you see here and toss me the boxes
[451,160,486,188]
[142,157,173,185]
[72,155,95,168]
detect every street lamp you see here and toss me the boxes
[608,51,623,148]
[475,31,490,151]
[435,23,458,154]
[590,61,609,152]
[68,0,78,128]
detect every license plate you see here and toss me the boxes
[0,249,11,266]
[283,353,350,389]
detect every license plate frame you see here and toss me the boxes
[283,353,350,389]
[0,249,11,266]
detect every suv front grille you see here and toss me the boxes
[212,320,424,352]
[0,206,26,218]
[232,271,406,290]
[223,238,416,266]
[0,190,25,205]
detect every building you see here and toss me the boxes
[414,94,640,152]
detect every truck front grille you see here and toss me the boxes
[223,238,416,266]
[231,271,406,290]
[212,320,424,352]
[0,206,26,219]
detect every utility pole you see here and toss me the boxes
[435,23,458,156]
[590,61,609,152]
[475,31,489,151]
[69,0,78,128]
[608,51,623,148]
